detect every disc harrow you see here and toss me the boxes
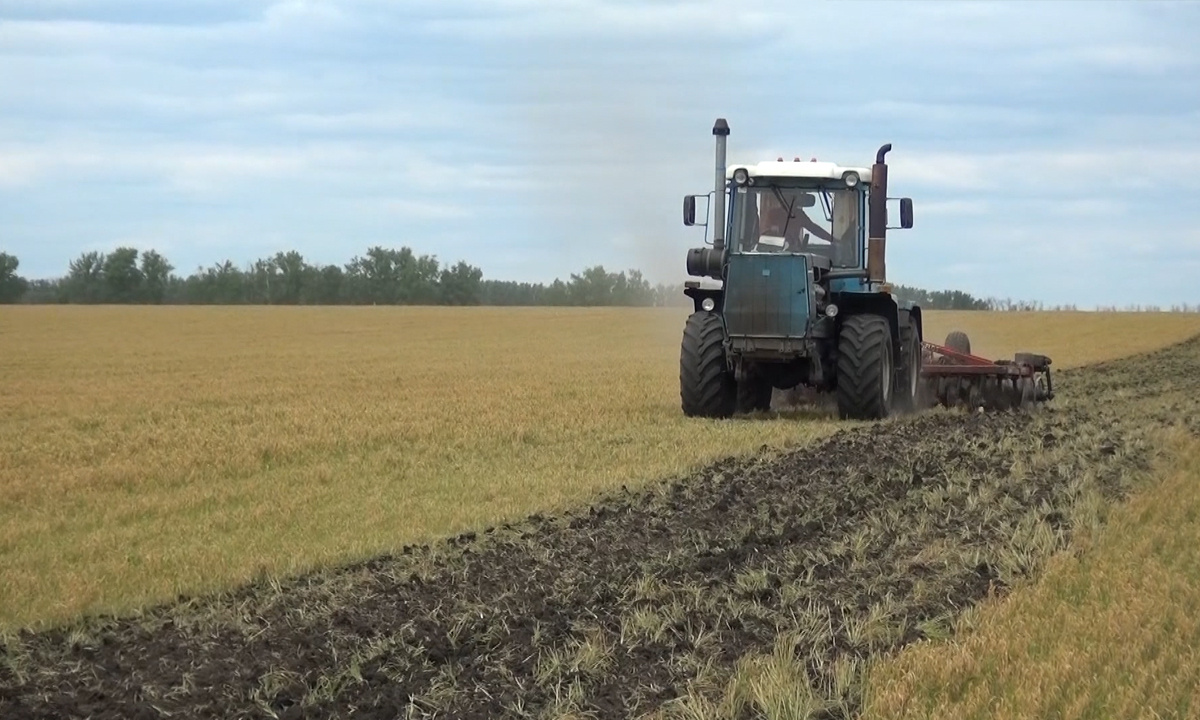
[920,331,1054,411]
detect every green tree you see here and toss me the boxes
[0,252,29,303]
[345,246,400,304]
[102,247,144,303]
[247,258,281,304]
[439,261,483,305]
[301,264,344,304]
[342,246,442,305]
[139,250,174,304]
[271,251,309,305]
[397,248,441,304]
[180,260,245,304]
[61,251,106,303]
[568,266,619,306]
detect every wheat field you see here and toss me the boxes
[2,306,1199,630]
[861,430,1200,720]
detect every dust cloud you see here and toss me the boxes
[505,40,733,290]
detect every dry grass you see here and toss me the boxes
[0,306,837,630]
[1,306,1197,630]
[861,428,1200,720]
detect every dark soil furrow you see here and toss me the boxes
[4,336,1200,719]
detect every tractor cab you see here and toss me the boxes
[728,163,867,271]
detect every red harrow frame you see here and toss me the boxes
[919,332,1054,411]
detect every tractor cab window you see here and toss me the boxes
[733,185,861,266]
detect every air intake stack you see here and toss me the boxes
[685,118,730,279]
[867,143,891,284]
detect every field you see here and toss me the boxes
[3,306,1200,718]
[863,428,1200,719]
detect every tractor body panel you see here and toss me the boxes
[723,253,812,355]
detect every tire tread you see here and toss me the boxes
[681,312,736,418]
[836,315,893,420]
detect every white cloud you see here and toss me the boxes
[421,0,781,40]
[163,150,307,191]
[350,198,474,221]
[278,109,458,132]
[1074,45,1186,72]
[262,0,347,27]
[0,151,42,186]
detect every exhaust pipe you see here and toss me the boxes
[867,143,891,284]
[711,118,730,252]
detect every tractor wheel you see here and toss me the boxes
[736,375,773,414]
[896,313,922,412]
[836,314,895,420]
[680,311,736,418]
[945,330,972,355]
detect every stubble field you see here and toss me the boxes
[3,306,1200,718]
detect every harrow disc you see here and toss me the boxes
[920,330,1054,412]
[930,374,1029,411]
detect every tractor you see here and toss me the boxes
[677,118,1052,420]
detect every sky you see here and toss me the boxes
[1,0,1199,308]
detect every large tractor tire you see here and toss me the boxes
[896,312,923,412]
[945,330,971,355]
[680,312,736,418]
[836,314,895,420]
[736,375,773,414]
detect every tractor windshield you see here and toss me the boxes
[731,184,862,266]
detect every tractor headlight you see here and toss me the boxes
[825,303,839,318]
[701,297,716,312]
[732,168,750,186]
[842,171,860,188]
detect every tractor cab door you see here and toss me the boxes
[830,190,861,267]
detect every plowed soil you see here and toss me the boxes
[4,336,1200,720]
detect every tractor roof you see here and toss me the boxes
[726,160,872,183]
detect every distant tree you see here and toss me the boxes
[568,266,618,306]
[301,264,344,305]
[893,284,990,311]
[61,251,106,303]
[544,278,566,306]
[22,278,60,304]
[344,246,400,304]
[246,257,282,304]
[616,269,654,306]
[439,261,483,305]
[102,247,144,303]
[0,252,29,303]
[180,260,245,304]
[271,251,308,305]
[396,247,441,304]
[139,250,174,304]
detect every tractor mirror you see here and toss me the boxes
[683,195,697,226]
[775,192,816,208]
[899,198,914,229]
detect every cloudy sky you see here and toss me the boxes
[2,0,1198,307]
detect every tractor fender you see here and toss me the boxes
[832,292,901,347]
[683,286,724,314]
[902,305,923,342]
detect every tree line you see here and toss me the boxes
[1,248,686,307]
[2,249,1193,311]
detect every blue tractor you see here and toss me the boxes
[679,118,921,420]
